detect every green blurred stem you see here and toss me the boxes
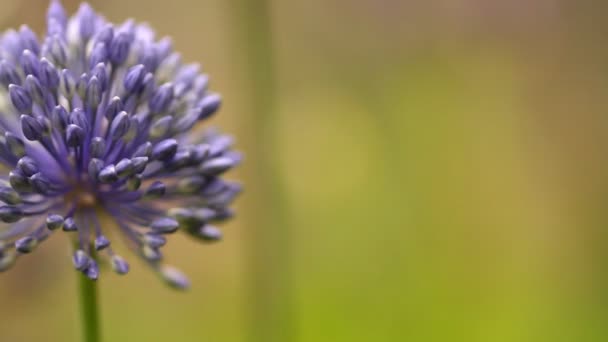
[229,0,294,341]
[78,263,100,342]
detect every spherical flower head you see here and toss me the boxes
[0,1,241,289]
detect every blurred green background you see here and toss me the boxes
[3,0,608,341]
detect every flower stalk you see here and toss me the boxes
[228,0,293,341]
[79,269,100,342]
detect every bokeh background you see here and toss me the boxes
[2,0,608,341]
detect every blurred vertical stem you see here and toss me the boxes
[228,0,293,342]
[78,258,100,342]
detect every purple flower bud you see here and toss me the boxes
[5,132,25,157]
[115,158,133,177]
[8,171,30,192]
[0,251,16,271]
[98,164,118,183]
[151,139,178,160]
[174,64,199,96]
[145,181,165,197]
[39,58,60,89]
[149,115,172,139]
[133,141,152,158]
[86,260,99,280]
[104,96,123,120]
[88,158,103,180]
[47,0,67,29]
[85,76,101,110]
[150,217,179,234]
[0,206,23,223]
[141,73,157,101]
[176,176,205,194]
[111,255,129,275]
[90,137,106,158]
[9,84,32,112]
[109,32,132,65]
[77,3,96,41]
[51,105,68,131]
[143,233,166,248]
[198,225,222,242]
[24,75,43,104]
[198,93,222,120]
[131,157,148,174]
[139,47,160,72]
[60,68,75,98]
[173,111,199,133]
[69,108,90,133]
[0,61,20,87]
[21,115,44,141]
[17,156,38,176]
[91,63,109,90]
[168,207,195,222]
[30,172,51,194]
[149,83,174,113]
[42,36,67,66]
[109,111,130,140]
[76,73,88,99]
[63,217,77,232]
[124,64,146,93]
[193,74,210,94]
[209,135,234,156]
[200,178,226,197]
[46,214,64,230]
[95,25,114,47]
[2,30,22,59]
[142,245,162,261]
[191,144,211,162]
[160,265,190,290]
[20,50,39,77]
[199,157,235,176]
[193,207,221,222]
[89,43,107,69]
[38,114,51,135]
[15,236,37,253]
[72,249,89,271]
[94,235,110,250]
[19,26,40,55]
[0,186,21,205]
[66,124,85,147]
[155,37,173,61]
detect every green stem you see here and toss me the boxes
[78,272,100,342]
[228,1,294,341]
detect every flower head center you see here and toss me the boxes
[75,190,97,207]
[65,185,98,208]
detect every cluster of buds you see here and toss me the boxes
[0,1,241,289]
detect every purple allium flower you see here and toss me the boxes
[0,1,241,289]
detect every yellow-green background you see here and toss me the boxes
[1,0,607,341]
